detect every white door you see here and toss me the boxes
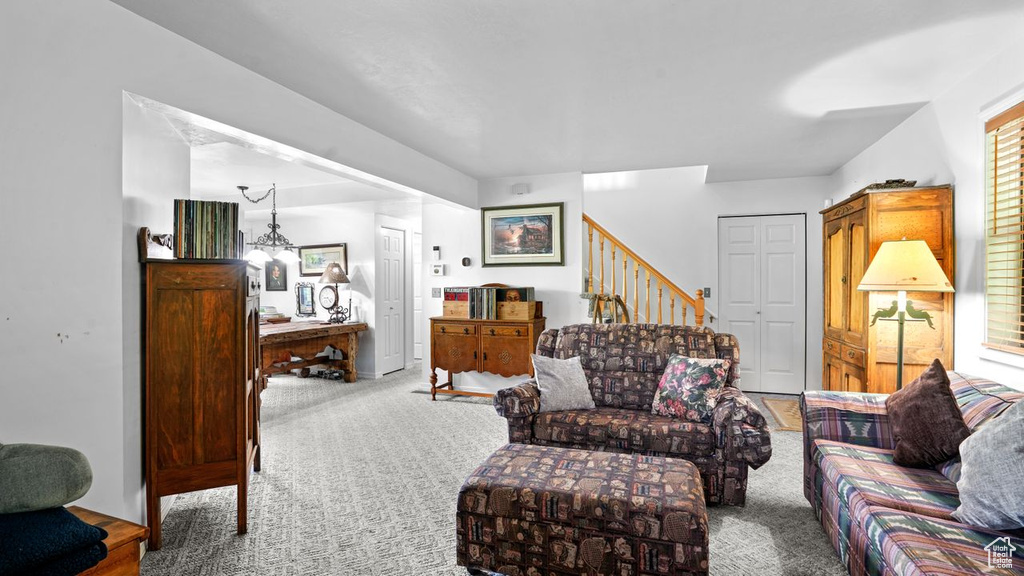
[412,232,423,360]
[718,215,806,394]
[380,227,405,374]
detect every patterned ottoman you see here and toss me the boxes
[457,443,709,575]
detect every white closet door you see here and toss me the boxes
[719,218,762,392]
[718,215,806,394]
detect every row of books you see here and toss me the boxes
[172,199,242,259]
[443,286,535,303]
[443,286,536,320]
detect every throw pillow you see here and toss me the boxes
[532,355,596,413]
[953,400,1024,530]
[885,359,971,468]
[651,355,731,423]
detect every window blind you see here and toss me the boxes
[985,100,1024,353]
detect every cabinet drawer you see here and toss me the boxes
[840,344,865,367]
[823,338,841,356]
[482,325,528,338]
[434,323,475,336]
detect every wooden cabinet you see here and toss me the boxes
[143,260,261,550]
[821,185,954,394]
[429,317,546,399]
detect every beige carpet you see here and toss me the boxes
[762,397,803,432]
[140,368,843,575]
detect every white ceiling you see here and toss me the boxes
[190,141,423,218]
[113,1,1024,182]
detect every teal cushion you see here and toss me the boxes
[0,443,92,514]
[953,401,1024,530]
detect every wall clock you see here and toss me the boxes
[319,285,338,309]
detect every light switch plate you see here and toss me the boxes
[430,264,446,276]
[703,287,711,298]
[431,287,442,298]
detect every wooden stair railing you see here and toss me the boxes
[584,213,705,326]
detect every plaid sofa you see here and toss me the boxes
[801,372,1024,575]
[493,323,772,506]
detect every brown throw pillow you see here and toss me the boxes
[885,359,970,468]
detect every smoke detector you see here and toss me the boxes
[510,182,531,196]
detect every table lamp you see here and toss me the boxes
[857,239,953,390]
[318,262,351,324]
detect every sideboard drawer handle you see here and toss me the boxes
[464,327,470,335]
[848,350,855,359]
[440,326,446,333]
[490,328,496,336]
[515,329,521,336]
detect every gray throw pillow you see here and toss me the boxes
[952,400,1024,530]
[533,354,596,413]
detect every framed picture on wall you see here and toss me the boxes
[481,202,564,267]
[265,259,288,291]
[295,282,316,316]
[299,243,348,277]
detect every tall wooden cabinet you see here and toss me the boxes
[821,185,954,394]
[143,260,262,550]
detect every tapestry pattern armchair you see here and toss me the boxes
[493,323,772,506]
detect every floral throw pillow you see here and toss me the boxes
[651,355,732,423]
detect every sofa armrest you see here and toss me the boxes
[535,328,560,358]
[494,381,541,418]
[800,391,893,451]
[713,387,772,469]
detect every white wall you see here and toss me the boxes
[828,34,1024,389]
[0,0,476,523]
[120,97,191,516]
[584,167,832,391]
[421,172,588,388]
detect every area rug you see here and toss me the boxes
[762,397,803,431]
[140,368,843,575]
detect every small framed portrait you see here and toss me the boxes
[481,202,564,267]
[295,282,316,316]
[299,243,348,277]
[265,259,288,291]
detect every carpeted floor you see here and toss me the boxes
[140,369,845,576]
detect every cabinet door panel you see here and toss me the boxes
[824,220,846,341]
[843,363,867,393]
[845,210,868,345]
[823,353,843,391]
[196,289,239,464]
[151,289,195,470]
[433,333,478,374]
[481,336,532,377]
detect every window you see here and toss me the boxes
[985,100,1024,353]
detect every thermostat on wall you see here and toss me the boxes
[430,264,446,276]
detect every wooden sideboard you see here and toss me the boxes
[429,316,546,399]
[821,185,954,394]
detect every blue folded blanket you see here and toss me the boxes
[0,507,108,576]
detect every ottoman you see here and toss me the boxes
[457,443,709,575]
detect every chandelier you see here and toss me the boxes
[240,183,299,264]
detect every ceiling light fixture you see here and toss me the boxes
[239,183,299,263]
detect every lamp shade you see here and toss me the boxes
[857,239,953,292]
[319,262,350,284]
[274,247,300,264]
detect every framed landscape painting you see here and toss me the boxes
[299,243,348,277]
[481,202,564,267]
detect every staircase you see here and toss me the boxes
[583,213,706,326]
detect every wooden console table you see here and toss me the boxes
[260,321,368,382]
[429,316,545,400]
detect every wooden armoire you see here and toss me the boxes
[143,259,262,550]
[821,185,954,394]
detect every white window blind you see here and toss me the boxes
[985,101,1024,353]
